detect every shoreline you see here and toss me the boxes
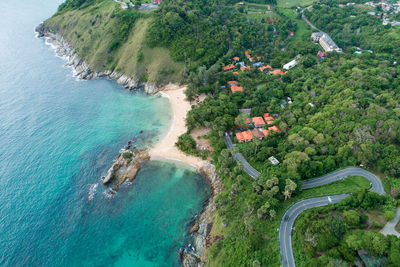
[36,24,222,266]
[149,84,208,170]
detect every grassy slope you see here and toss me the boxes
[205,176,370,266]
[43,0,184,85]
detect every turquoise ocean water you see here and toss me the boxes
[0,1,210,266]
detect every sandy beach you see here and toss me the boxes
[149,84,207,169]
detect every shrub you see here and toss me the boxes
[342,210,360,227]
[384,210,395,221]
[122,152,133,159]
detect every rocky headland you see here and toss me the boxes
[35,23,160,94]
[102,142,150,191]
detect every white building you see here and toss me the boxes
[269,156,280,165]
[283,60,297,70]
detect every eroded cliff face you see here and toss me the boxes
[36,24,161,94]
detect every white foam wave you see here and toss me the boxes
[88,183,98,201]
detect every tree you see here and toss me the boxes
[328,215,347,239]
[134,0,141,9]
[283,179,297,199]
[342,210,360,227]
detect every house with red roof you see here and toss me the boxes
[233,71,239,76]
[252,117,265,128]
[153,0,161,4]
[268,126,281,132]
[256,56,261,60]
[241,66,251,72]
[318,50,327,58]
[290,32,294,37]
[233,56,240,61]
[270,69,287,75]
[235,117,251,129]
[259,65,273,72]
[236,130,253,143]
[228,81,239,86]
[222,64,235,72]
[262,129,269,137]
[263,113,275,125]
[231,85,244,93]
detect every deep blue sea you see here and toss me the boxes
[0,1,210,266]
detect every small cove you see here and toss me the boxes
[0,0,211,266]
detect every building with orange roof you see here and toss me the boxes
[222,64,235,72]
[233,56,240,61]
[259,65,273,72]
[252,117,265,128]
[268,126,281,132]
[240,66,251,72]
[236,130,253,143]
[256,56,261,60]
[249,57,253,62]
[262,129,269,137]
[234,117,251,129]
[228,81,239,85]
[231,85,244,93]
[233,71,239,75]
[270,69,287,75]
[263,113,275,125]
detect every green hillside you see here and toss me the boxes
[43,0,184,85]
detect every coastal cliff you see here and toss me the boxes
[182,164,223,267]
[36,24,160,94]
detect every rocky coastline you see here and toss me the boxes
[35,23,160,94]
[35,23,222,267]
[181,163,223,267]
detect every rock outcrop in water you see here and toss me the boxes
[182,163,223,267]
[35,24,160,94]
[103,147,150,190]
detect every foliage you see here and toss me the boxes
[122,152,133,159]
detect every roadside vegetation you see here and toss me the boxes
[293,191,399,266]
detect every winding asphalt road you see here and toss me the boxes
[223,133,260,179]
[279,168,385,267]
[222,133,385,266]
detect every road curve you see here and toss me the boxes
[223,133,260,179]
[280,168,385,267]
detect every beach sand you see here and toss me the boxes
[149,84,207,169]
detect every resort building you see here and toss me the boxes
[231,85,244,93]
[236,130,253,143]
[311,32,342,52]
[259,65,273,72]
[270,69,287,75]
[263,113,275,125]
[228,80,239,86]
[252,117,265,128]
[269,156,280,165]
[283,59,297,70]
[223,64,235,72]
